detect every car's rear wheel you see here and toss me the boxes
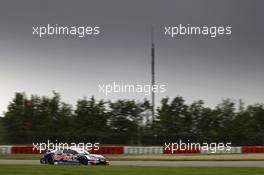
[40,158,45,164]
[47,155,54,165]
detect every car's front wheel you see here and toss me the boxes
[78,156,88,165]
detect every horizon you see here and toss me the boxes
[0,0,264,115]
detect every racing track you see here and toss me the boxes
[0,160,264,167]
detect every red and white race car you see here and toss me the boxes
[40,148,109,165]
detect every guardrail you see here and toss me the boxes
[1,145,264,155]
[0,146,11,154]
[90,146,124,154]
[242,146,264,153]
[163,146,200,154]
[124,146,163,154]
[200,147,241,154]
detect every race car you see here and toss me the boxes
[40,148,109,165]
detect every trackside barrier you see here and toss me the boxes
[11,146,46,154]
[0,146,11,154]
[10,146,124,154]
[201,147,241,154]
[89,146,124,154]
[163,146,200,154]
[124,146,163,155]
[242,146,264,153]
[4,145,264,155]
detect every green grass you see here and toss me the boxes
[0,165,264,175]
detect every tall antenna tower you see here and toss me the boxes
[151,27,155,123]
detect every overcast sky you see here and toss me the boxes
[0,0,263,114]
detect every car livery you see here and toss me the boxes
[40,148,109,165]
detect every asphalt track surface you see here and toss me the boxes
[0,160,264,167]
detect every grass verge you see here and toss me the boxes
[0,165,264,175]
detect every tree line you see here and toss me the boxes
[0,92,264,146]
